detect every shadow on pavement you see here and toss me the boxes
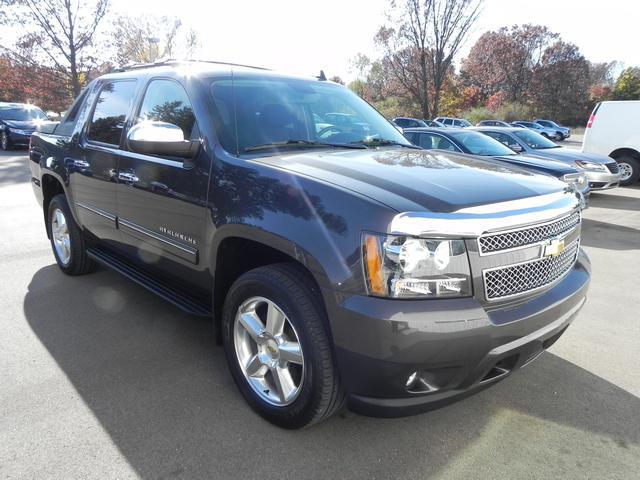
[0,150,31,186]
[23,265,640,479]
[581,218,640,251]
[589,192,640,212]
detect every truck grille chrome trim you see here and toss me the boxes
[478,211,580,255]
[483,240,579,301]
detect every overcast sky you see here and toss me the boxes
[110,0,637,80]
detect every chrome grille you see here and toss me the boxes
[484,241,579,300]
[478,211,580,254]
[606,162,620,174]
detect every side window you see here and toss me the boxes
[56,89,89,136]
[453,120,463,127]
[137,79,196,140]
[417,134,435,149]
[87,81,137,146]
[485,131,511,146]
[443,119,452,126]
[433,136,456,151]
[404,132,418,144]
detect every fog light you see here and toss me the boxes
[406,371,418,388]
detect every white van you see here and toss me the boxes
[582,100,640,185]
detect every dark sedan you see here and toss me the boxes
[0,102,49,150]
[473,127,622,191]
[403,127,590,203]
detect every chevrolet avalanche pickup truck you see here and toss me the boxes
[28,60,591,429]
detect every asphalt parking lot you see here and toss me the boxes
[1,149,639,479]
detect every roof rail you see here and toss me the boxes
[111,58,271,73]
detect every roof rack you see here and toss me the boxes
[111,58,271,73]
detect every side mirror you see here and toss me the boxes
[510,144,524,153]
[127,121,198,159]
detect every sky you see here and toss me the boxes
[110,0,638,80]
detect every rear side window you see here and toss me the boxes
[136,79,197,139]
[443,119,453,125]
[55,89,89,136]
[87,81,137,146]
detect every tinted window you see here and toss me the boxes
[484,131,517,148]
[417,133,457,151]
[137,79,196,139]
[394,118,409,127]
[88,81,137,145]
[56,89,89,136]
[443,119,453,125]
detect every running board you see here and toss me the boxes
[87,247,212,317]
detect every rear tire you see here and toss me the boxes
[48,194,98,275]
[616,156,640,186]
[222,263,344,429]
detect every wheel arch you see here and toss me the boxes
[609,147,640,161]
[41,173,66,238]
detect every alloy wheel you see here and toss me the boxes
[618,161,633,182]
[51,208,71,265]
[233,296,305,406]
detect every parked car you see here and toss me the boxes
[582,101,640,185]
[534,119,570,140]
[476,120,511,127]
[403,127,589,203]
[28,60,590,428]
[0,102,49,150]
[434,116,472,128]
[474,127,621,190]
[392,117,428,128]
[511,121,562,141]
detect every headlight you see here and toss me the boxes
[574,160,607,172]
[562,173,586,188]
[363,233,472,298]
[8,128,31,136]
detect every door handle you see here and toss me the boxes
[73,159,90,168]
[118,171,139,184]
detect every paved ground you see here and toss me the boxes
[1,150,639,480]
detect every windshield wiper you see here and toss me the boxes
[244,139,367,152]
[350,138,419,149]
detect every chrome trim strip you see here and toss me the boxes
[482,239,580,302]
[118,218,197,256]
[477,210,581,257]
[389,191,581,238]
[76,202,116,221]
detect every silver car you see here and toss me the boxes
[512,121,563,141]
[473,127,622,190]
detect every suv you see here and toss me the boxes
[0,102,49,150]
[28,61,590,428]
[534,119,570,140]
[434,117,472,128]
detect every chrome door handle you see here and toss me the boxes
[72,159,90,168]
[118,171,139,183]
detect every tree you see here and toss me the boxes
[613,67,640,100]
[530,41,591,124]
[375,0,483,118]
[0,0,110,97]
[112,15,200,65]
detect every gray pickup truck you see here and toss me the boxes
[28,60,590,428]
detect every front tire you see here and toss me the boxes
[48,194,98,275]
[222,263,344,429]
[616,156,640,186]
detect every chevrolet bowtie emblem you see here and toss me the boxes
[544,238,566,257]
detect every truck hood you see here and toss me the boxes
[492,154,576,176]
[252,148,566,213]
[530,147,613,164]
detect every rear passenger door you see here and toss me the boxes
[73,80,138,244]
[116,78,210,289]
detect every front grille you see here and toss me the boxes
[478,211,580,254]
[605,162,620,174]
[484,241,579,300]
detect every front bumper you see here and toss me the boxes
[325,249,590,417]
[7,130,34,146]
[585,170,621,190]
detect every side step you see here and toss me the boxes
[87,246,212,317]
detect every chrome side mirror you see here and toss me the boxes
[127,121,198,159]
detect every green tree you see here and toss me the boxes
[613,67,640,100]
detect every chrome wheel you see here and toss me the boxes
[618,161,633,182]
[233,296,305,406]
[51,208,71,265]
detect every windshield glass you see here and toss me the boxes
[450,131,516,156]
[210,77,412,154]
[0,106,48,121]
[514,129,559,149]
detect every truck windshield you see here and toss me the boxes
[210,77,413,155]
[449,131,516,156]
[514,129,560,149]
[0,106,48,121]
